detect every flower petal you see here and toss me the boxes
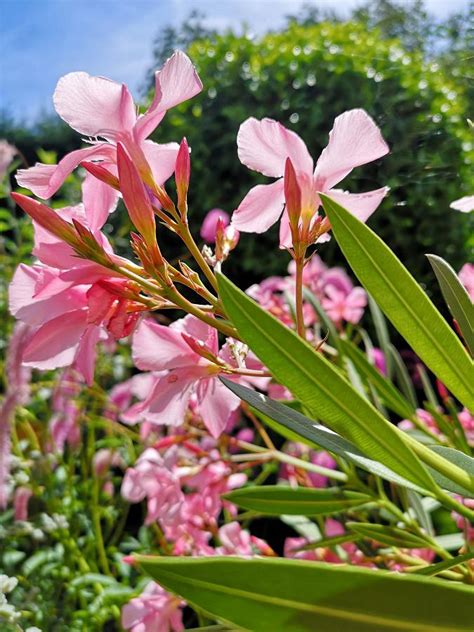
[53,72,136,139]
[232,179,285,233]
[22,309,88,370]
[82,172,119,231]
[141,140,180,184]
[137,371,196,425]
[134,51,203,142]
[197,377,240,438]
[314,109,389,190]
[237,117,313,177]
[450,195,474,213]
[326,187,389,223]
[16,144,112,199]
[73,325,102,385]
[132,318,199,371]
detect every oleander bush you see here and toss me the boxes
[0,43,473,632]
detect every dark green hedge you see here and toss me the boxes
[153,21,473,291]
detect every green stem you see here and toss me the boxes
[178,222,218,293]
[294,255,306,339]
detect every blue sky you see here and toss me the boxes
[1,0,469,123]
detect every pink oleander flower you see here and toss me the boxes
[200,208,230,243]
[16,52,202,202]
[216,521,272,556]
[122,582,184,632]
[451,496,474,542]
[369,348,387,375]
[121,448,184,528]
[0,140,17,179]
[399,408,440,435]
[279,443,337,488]
[285,518,375,567]
[125,315,268,437]
[458,408,474,443]
[450,195,474,213]
[232,109,389,247]
[322,284,367,325]
[459,263,474,302]
[9,181,143,384]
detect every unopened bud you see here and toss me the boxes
[175,137,190,215]
[284,158,302,240]
[81,161,120,190]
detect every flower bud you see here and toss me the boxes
[284,158,302,240]
[175,137,190,215]
[81,161,120,190]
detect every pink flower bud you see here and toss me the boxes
[200,208,230,243]
[81,161,119,190]
[175,137,190,213]
[116,143,156,248]
[12,193,81,249]
[284,158,302,238]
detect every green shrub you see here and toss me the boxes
[154,21,473,291]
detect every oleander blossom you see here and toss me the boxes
[16,51,202,201]
[122,581,185,632]
[232,109,389,247]
[125,315,269,437]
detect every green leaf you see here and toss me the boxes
[412,551,474,577]
[339,339,416,419]
[217,275,435,493]
[346,522,429,549]
[321,194,474,410]
[427,446,474,498]
[224,486,372,516]
[427,254,474,357]
[368,294,394,378]
[221,378,427,493]
[137,556,474,632]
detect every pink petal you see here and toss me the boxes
[134,51,203,142]
[326,187,389,223]
[73,325,102,385]
[9,264,87,326]
[314,109,389,190]
[200,209,230,243]
[22,309,88,369]
[177,315,216,351]
[232,179,285,233]
[82,172,119,231]
[16,144,112,199]
[450,195,474,213]
[140,371,196,425]
[132,318,199,371]
[53,72,136,139]
[237,117,313,178]
[197,377,241,438]
[141,140,180,184]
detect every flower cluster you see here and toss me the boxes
[3,49,473,632]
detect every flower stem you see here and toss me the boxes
[294,255,306,339]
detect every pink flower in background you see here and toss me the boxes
[369,348,387,375]
[121,448,184,528]
[232,109,389,246]
[322,285,367,324]
[122,582,184,632]
[126,315,267,437]
[279,443,337,488]
[200,208,230,243]
[450,196,474,213]
[0,140,17,179]
[16,51,202,200]
[459,263,474,302]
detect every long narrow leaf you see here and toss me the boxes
[137,556,474,632]
[224,486,372,516]
[217,275,436,492]
[427,254,474,356]
[412,551,474,577]
[221,378,427,493]
[321,194,474,410]
[339,339,416,419]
